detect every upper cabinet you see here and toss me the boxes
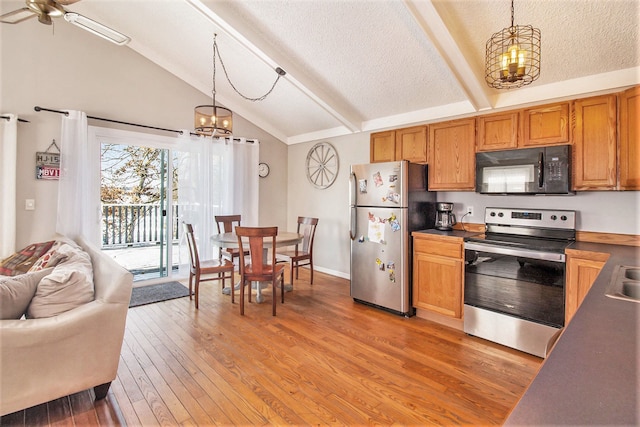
[428,118,475,191]
[370,86,637,192]
[618,86,640,190]
[476,112,518,151]
[572,94,617,190]
[370,130,397,163]
[396,126,428,163]
[370,126,427,164]
[520,102,571,147]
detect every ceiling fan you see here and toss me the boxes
[0,0,130,45]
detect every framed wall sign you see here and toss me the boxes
[36,140,60,180]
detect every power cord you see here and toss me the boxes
[459,212,469,232]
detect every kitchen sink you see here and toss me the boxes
[606,266,640,303]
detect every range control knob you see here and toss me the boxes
[498,212,504,217]
[561,215,568,221]
[490,212,496,217]
[550,215,557,220]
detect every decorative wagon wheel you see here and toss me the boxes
[305,142,339,189]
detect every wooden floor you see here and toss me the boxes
[1,269,541,426]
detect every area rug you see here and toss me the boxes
[129,281,191,308]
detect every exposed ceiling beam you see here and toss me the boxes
[403,0,492,112]
[184,0,363,136]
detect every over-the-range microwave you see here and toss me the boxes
[476,145,572,195]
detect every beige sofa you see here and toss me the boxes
[0,237,133,416]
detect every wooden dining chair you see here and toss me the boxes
[214,215,249,263]
[277,217,319,287]
[183,223,235,309]
[235,226,285,316]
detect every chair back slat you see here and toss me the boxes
[296,216,318,255]
[215,215,242,233]
[236,226,278,277]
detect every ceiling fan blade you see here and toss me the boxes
[57,0,82,5]
[63,12,130,46]
[0,7,37,24]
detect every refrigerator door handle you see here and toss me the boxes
[349,206,357,240]
[349,172,357,207]
[349,171,357,240]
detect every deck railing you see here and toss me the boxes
[102,204,180,248]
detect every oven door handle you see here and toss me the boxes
[464,242,565,263]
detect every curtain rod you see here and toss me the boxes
[33,106,256,143]
[1,115,29,123]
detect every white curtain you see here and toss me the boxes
[56,111,101,244]
[0,114,18,258]
[177,134,259,266]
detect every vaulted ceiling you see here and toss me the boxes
[6,0,640,144]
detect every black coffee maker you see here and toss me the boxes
[435,202,457,231]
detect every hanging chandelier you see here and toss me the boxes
[195,34,286,136]
[485,0,541,89]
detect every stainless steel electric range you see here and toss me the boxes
[463,207,576,358]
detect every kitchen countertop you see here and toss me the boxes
[506,241,640,425]
[412,228,480,239]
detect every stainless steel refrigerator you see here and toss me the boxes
[349,161,436,316]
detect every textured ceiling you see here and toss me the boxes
[4,0,640,144]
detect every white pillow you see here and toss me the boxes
[27,244,95,319]
[0,268,53,319]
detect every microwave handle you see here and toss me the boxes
[538,152,544,188]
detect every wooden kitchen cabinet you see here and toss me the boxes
[370,126,428,163]
[520,102,570,147]
[476,112,518,151]
[565,249,609,324]
[428,118,475,190]
[572,94,617,190]
[412,234,464,319]
[618,86,640,190]
[370,130,397,163]
[396,126,428,163]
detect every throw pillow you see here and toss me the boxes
[27,244,95,319]
[0,268,53,319]
[28,240,69,272]
[0,241,55,276]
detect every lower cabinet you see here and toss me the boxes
[412,234,464,319]
[565,249,609,324]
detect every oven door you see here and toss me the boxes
[464,242,565,328]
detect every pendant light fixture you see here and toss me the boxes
[485,0,540,89]
[195,34,286,136]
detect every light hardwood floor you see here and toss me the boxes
[1,269,541,426]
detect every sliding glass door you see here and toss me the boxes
[93,127,180,282]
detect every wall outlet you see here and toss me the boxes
[467,206,473,216]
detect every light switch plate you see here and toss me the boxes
[25,199,35,211]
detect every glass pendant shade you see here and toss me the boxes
[194,104,233,136]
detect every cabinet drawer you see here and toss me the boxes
[414,237,462,258]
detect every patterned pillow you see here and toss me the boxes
[0,268,53,319]
[0,241,55,276]
[28,240,69,272]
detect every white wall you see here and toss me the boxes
[437,191,640,234]
[1,16,287,249]
[287,134,369,279]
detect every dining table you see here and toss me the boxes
[211,231,303,303]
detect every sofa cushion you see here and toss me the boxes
[0,268,53,319]
[0,241,55,276]
[27,244,95,319]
